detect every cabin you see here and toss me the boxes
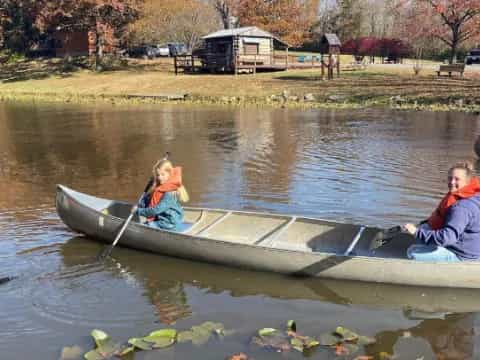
[200,26,289,73]
[52,27,116,57]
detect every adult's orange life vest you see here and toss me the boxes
[427,177,480,230]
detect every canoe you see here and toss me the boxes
[56,184,480,289]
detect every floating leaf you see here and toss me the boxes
[343,343,359,355]
[177,330,194,343]
[128,338,154,351]
[353,356,374,360]
[90,330,110,348]
[319,333,342,346]
[290,337,304,352]
[335,326,359,342]
[287,320,296,332]
[85,330,128,359]
[258,328,278,336]
[84,350,104,360]
[143,328,176,348]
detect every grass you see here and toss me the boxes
[1,56,480,112]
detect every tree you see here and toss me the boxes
[395,0,480,63]
[40,0,141,66]
[0,0,46,52]
[236,0,318,47]
[129,0,218,50]
[211,0,239,29]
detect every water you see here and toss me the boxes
[1,101,480,359]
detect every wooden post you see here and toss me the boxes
[254,54,257,75]
[286,47,289,69]
[174,56,178,75]
[337,55,340,76]
[328,54,333,80]
[321,54,325,79]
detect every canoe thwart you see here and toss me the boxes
[194,211,232,236]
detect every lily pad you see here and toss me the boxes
[335,326,359,342]
[60,345,83,360]
[85,329,130,359]
[143,328,176,348]
[177,330,195,343]
[287,320,296,332]
[128,337,154,351]
[319,333,342,346]
[251,334,291,352]
[290,337,304,352]
[258,328,278,336]
[289,334,319,352]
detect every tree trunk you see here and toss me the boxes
[450,26,460,64]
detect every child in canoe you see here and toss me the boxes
[134,156,189,231]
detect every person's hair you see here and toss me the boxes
[149,156,189,203]
[449,161,475,180]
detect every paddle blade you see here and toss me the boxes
[369,226,402,250]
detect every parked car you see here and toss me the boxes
[128,45,157,59]
[465,49,480,65]
[156,44,170,57]
[168,43,188,56]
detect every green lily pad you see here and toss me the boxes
[335,326,359,342]
[142,328,176,348]
[177,330,195,343]
[128,337,154,351]
[287,320,296,332]
[85,329,129,359]
[319,333,342,346]
[343,342,359,354]
[258,328,278,336]
[290,337,304,352]
[84,350,104,360]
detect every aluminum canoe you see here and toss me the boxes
[55,184,480,288]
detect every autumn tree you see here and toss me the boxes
[211,0,239,29]
[236,0,318,47]
[129,0,218,50]
[395,0,480,63]
[0,0,46,52]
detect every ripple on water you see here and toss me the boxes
[28,261,156,328]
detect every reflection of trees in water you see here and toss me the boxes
[365,313,475,359]
[149,282,192,325]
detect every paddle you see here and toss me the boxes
[98,177,153,260]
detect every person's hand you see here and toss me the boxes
[131,205,138,214]
[403,223,417,235]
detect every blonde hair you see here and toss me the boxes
[449,161,474,179]
[149,157,189,203]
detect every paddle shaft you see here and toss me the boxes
[100,178,153,259]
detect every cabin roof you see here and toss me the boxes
[322,33,341,46]
[203,26,289,47]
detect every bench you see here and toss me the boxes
[437,64,465,77]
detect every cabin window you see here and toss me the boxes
[244,42,259,55]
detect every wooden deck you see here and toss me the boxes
[174,54,333,74]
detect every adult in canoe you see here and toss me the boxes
[404,161,480,262]
[133,157,189,231]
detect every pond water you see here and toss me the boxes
[1,101,480,359]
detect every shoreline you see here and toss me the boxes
[1,89,480,114]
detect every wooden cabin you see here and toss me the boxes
[200,26,289,73]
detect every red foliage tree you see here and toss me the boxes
[395,0,480,63]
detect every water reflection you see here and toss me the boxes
[367,313,477,359]
[2,102,480,359]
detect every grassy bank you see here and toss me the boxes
[1,56,480,112]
